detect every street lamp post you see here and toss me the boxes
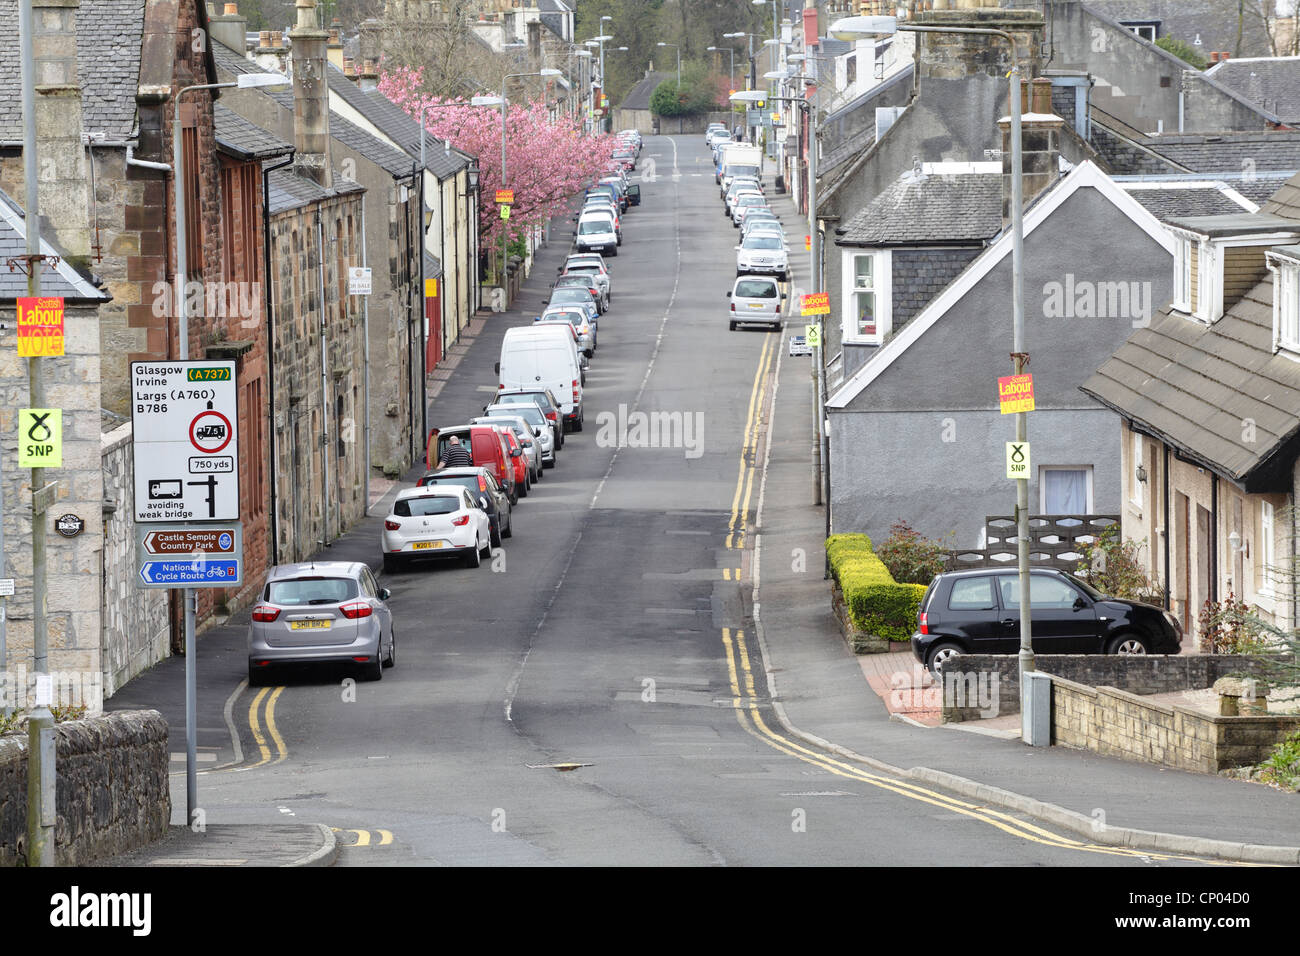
[656,41,681,88]
[708,45,737,89]
[831,15,1034,688]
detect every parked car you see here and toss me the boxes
[417,466,512,546]
[427,423,518,503]
[727,275,786,331]
[912,567,1184,676]
[382,486,492,572]
[492,388,565,448]
[483,402,556,468]
[496,326,584,431]
[574,211,618,257]
[732,193,769,228]
[736,232,789,281]
[553,273,607,313]
[560,254,612,303]
[471,414,541,485]
[248,561,394,684]
[537,307,597,357]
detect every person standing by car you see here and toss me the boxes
[437,435,474,470]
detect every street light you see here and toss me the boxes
[754,0,781,98]
[656,41,681,88]
[708,45,737,89]
[170,68,290,826]
[831,14,1035,690]
[499,69,562,280]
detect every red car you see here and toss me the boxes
[427,424,519,503]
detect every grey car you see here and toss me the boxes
[728,275,787,331]
[248,561,395,684]
[484,402,556,468]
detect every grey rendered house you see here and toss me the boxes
[825,159,1174,548]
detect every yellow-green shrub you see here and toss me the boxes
[827,534,929,642]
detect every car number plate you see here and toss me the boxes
[411,541,443,550]
[747,303,764,309]
[289,620,331,630]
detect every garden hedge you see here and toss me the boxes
[826,534,929,643]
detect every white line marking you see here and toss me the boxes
[201,678,247,773]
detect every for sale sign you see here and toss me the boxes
[998,374,1035,414]
[17,297,65,357]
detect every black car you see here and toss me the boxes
[912,567,1183,675]
[417,467,512,547]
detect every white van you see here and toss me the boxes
[496,326,585,431]
[575,211,618,257]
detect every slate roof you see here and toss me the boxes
[619,72,673,112]
[0,188,108,302]
[214,104,292,160]
[0,0,145,141]
[1081,277,1300,490]
[424,251,442,280]
[1117,181,1257,220]
[265,165,363,215]
[1205,57,1300,126]
[1264,170,1300,219]
[211,40,415,180]
[324,61,470,179]
[1141,131,1300,173]
[836,169,1002,246]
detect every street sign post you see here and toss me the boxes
[130,361,240,522]
[135,523,243,589]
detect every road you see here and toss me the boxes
[108,136,1219,866]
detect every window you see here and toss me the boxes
[1130,431,1144,506]
[1273,259,1300,354]
[1122,22,1159,42]
[997,574,1083,610]
[948,576,996,611]
[1172,236,1191,312]
[1260,500,1276,594]
[1040,466,1093,513]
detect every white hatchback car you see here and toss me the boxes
[382,486,492,572]
[727,275,786,331]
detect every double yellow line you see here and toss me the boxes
[234,685,288,771]
[719,336,1245,865]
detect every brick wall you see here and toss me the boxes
[1049,674,1300,773]
[943,653,1280,721]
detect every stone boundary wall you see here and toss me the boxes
[943,654,1280,721]
[0,710,170,866]
[1049,674,1300,773]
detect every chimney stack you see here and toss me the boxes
[998,78,1063,226]
[33,0,91,264]
[327,20,344,71]
[358,59,380,92]
[913,5,1042,83]
[209,1,249,53]
[359,18,383,67]
[289,0,332,188]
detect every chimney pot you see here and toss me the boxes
[224,2,237,14]
[259,29,271,49]
[272,31,283,48]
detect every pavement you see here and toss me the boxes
[102,157,1300,868]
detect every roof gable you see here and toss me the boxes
[828,161,1174,409]
[0,189,109,302]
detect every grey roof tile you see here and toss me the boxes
[0,0,145,141]
[1206,57,1300,125]
[1141,131,1300,173]
[1119,183,1256,220]
[619,72,673,112]
[0,188,108,301]
[836,170,1002,246]
[214,104,292,159]
[1084,0,1275,60]
[265,166,363,215]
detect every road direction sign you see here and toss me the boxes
[130,361,239,522]
[136,522,242,589]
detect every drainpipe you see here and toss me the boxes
[262,152,294,564]
[125,142,171,172]
[1210,473,1219,603]
[317,213,332,546]
[361,194,370,514]
[1163,443,1171,611]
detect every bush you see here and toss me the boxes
[876,520,950,585]
[1155,35,1209,70]
[827,534,928,642]
[1197,592,1269,655]
[1259,731,1300,790]
[1075,525,1163,604]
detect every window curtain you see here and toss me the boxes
[1043,469,1088,513]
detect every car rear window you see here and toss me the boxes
[948,576,996,611]
[420,476,477,494]
[268,577,358,605]
[395,495,462,517]
[735,279,777,298]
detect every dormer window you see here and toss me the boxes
[1267,247,1300,358]
[1168,215,1300,327]
[840,249,892,345]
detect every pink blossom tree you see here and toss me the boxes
[380,66,616,280]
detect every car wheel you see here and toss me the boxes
[503,512,513,538]
[463,540,482,568]
[490,516,502,548]
[479,532,491,560]
[248,663,267,687]
[1106,633,1149,655]
[574,413,583,432]
[382,553,402,574]
[383,631,395,668]
[608,246,618,257]
[729,320,737,331]
[518,478,528,498]
[925,642,964,678]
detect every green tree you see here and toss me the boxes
[1156,35,1210,70]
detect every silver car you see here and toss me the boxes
[484,402,556,467]
[248,562,395,684]
[727,274,786,331]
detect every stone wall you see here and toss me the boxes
[1049,674,1300,773]
[100,422,170,698]
[0,710,170,866]
[943,653,1281,721]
